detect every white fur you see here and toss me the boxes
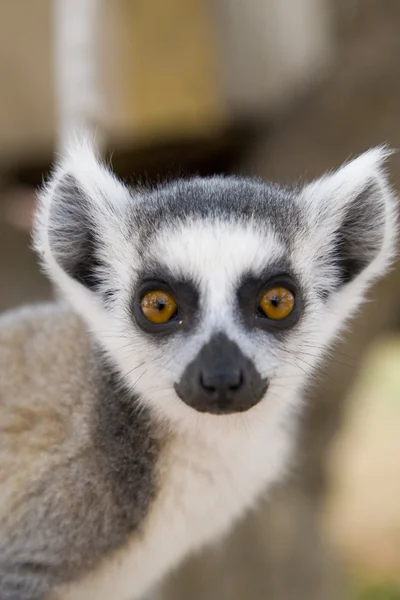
[58,399,295,600]
[297,146,397,342]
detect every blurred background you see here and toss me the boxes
[0,1,399,599]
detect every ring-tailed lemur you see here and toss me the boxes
[0,139,397,600]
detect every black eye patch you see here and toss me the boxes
[132,269,199,336]
[237,271,303,332]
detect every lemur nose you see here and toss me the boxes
[174,333,269,415]
[200,369,244,396]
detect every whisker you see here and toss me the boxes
[131,369,147,389]
[294,350,356,369]
[297,342,357,361]
[125,361,147,379]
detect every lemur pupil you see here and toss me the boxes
[271,298,279,307]
[157,301,166,311]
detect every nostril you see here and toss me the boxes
[199,373,216,393]
[228,370,244,391]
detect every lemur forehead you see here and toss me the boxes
[132,176,301,243]
[148,218,286,285]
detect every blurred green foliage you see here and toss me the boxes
[354,583,400,600]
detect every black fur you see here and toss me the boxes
[334,181,386,285]
[132,269,200,338]
[47,176,103,291]
[236,268,303,332]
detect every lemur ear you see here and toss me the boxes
[301,147,398,286]
[34,137,132,291]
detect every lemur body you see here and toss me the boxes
[1,304,290,600]
[0,140,397,600]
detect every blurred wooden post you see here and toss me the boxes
[53,0,104,153]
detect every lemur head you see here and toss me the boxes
[35,139,397,435]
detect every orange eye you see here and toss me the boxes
[140,290,177,324]
[259,287,295,321]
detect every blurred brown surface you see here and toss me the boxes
[326,337,400,582]
[0,1,399,599]
[0,0,54,166]
[0,0,331,164]
[0,206,50,313]
[104,0,227,143]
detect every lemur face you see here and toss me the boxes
[132,215,298,416]
[35,139,397,430]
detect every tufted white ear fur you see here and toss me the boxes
[300,147,397,286]
[296,147,398,341]
[34,136,134,297]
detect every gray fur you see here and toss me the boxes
[46,173,391,299]
[0,345,159,600]
[129,175,393,288]
[130,177,301,245]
